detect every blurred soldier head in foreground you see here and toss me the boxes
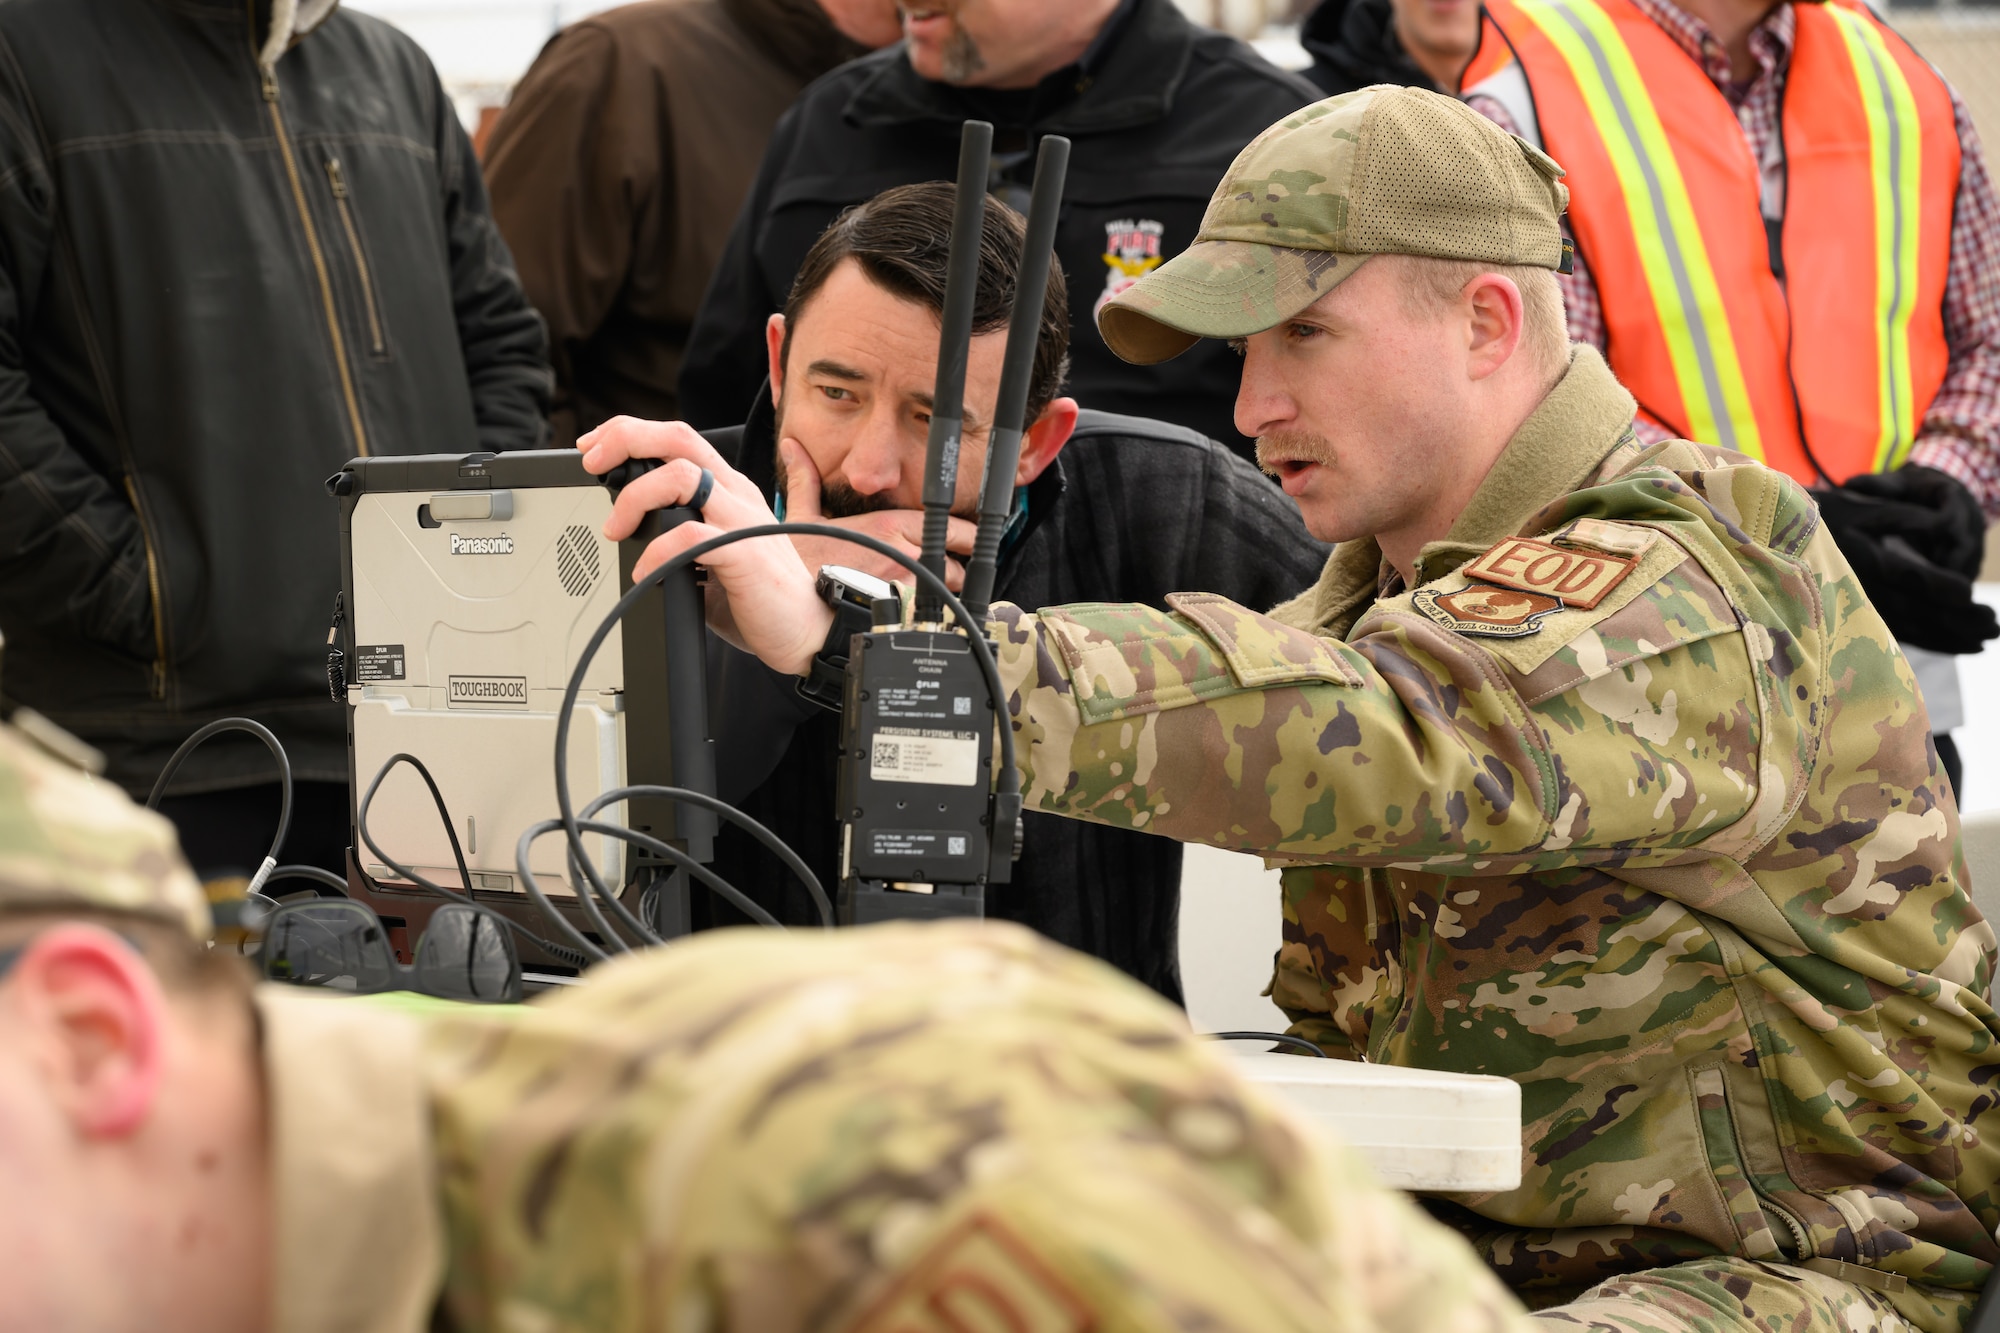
[0,719,1527,1333]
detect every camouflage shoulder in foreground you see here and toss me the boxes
[422,921,1533,1333]
[984,351,1998,1330]
[0,719,208,940]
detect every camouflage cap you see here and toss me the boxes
[0,720,210,941]
[1098,85,1571,364]
[426,921,1530,1332]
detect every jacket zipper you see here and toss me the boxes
[122,475,170,700]
[1762,1190,1811,1261]
[262,66,369,456]
[1364,869,1407,1064]
[323,158,385,356]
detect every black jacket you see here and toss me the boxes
[701,401,1331,1001]
[676,0,1315,458]
[1300,0,1442,96]
[0,0,551,795]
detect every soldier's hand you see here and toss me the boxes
[778,439,977,591]
[580,417,832,677]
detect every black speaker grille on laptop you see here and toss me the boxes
[555,524,600,597]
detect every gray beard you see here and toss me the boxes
[941,23,986,82]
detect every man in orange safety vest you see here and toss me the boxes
[1464,0,2000,793]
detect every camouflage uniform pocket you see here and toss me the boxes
[1692,1065,1801,1262]
[1165,594,1364,689]
[1040,597,1360,726]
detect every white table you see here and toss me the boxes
[1229,1050,1524,1192]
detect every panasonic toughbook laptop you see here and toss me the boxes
[329,450,688,907]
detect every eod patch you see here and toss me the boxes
[1462,536,1635,608]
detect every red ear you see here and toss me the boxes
[1016,397,1080,486]
[12,925,166,1138]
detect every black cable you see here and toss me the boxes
[553,523,1017,937]
[358,752,590,969]
[580,784,833,930]
[569,792,666,947]
[572,820,780,928]
[518,818,782,935]
[564,845,662,948]
[263,865,350,897]
[566,828,633,955]
[511,819,609,963]
[1209,1031,1329,1059]
[144,717,291,896]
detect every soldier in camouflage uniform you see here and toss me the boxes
[592,86,2000,1331]
[0,714,1528,1331]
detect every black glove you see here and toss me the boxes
[1813,465,1998,655]
[1828,463,1987,576]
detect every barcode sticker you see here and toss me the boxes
[869,727,979,786]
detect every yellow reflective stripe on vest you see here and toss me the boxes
[1512,0,1763,458]
[1827,5,1925,471]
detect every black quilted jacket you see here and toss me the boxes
[0,0,550,795]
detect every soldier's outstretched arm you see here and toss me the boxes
[987,461,1859,871]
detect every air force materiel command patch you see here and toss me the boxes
[1463,536,1635,608]
[1414,584,1562,638]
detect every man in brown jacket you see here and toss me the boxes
[483,0,897,445]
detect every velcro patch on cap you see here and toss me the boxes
[844,1213,1095,1333]
[1462,536,1635,609]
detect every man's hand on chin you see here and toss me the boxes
[578,417,833,677]
[779,440,978,592]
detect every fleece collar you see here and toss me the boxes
[259,0,340,68]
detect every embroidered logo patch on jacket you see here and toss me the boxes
[1463,536,1636,608]
[1413,584,1562,637]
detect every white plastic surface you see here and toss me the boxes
[1229,1050,1523,1192]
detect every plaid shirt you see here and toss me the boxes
[1468,0,2000,513]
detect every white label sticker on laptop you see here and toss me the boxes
[869,727,979,786]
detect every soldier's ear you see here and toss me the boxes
[765,314,789,405]
[4,924,165,1137]
[1462,273,1527,382]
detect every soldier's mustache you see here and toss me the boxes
[1256,429,1338,476]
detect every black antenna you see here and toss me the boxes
[962,135,1070,621]
[915,120,993,624]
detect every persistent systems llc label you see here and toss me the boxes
[449,533,515,555]
[447,674,528,709]
[869,727,979,786]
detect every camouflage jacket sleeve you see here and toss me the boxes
[988,447,1824,871]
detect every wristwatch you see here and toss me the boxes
[797,565,897,711]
